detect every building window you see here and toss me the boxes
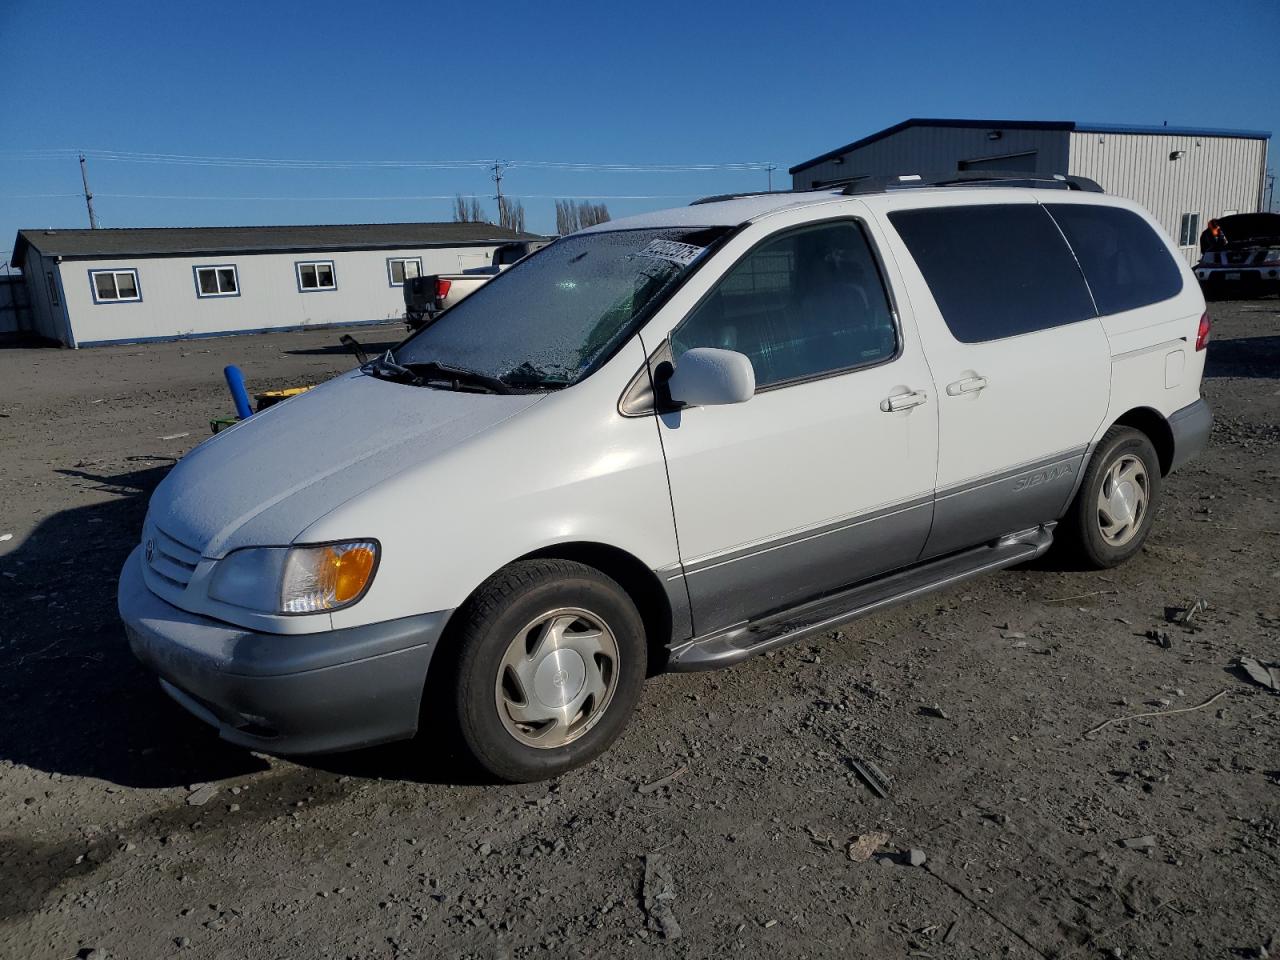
[387,257,422,286]
[46,271,60,306]
[89,268,141,304]
[194,264,240,298]
[1178,213,1201,246]
[296,260,337,292]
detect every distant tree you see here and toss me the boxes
[452,195,489,223]
[555,200,611,235]
[579,202,610,228]
[555,199,578,234]
[498,196,526,234]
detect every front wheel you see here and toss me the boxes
[444,559,647,782]
[1060,426,1162,568]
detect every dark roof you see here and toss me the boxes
[789,118,1273,174]
[11,221,542,268]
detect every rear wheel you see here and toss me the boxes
[444,559,647,782]
[1061,426,1161,568]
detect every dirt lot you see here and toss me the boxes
[1,302,1277,960]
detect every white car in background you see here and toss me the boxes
[120,173,1212,782]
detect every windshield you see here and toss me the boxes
[394,227,727,389]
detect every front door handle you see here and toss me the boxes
[946,376,988,396]
[880,389,928,412]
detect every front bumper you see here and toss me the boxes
[1168,398,1213,474]
[118,546,450,755]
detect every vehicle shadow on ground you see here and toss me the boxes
[0,460,485,789]
[0,461,273,788]
[1204,334,1280,379]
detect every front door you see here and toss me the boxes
[656,215,939,637]
[882,199,1111,558]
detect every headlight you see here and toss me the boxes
[208,541,379,614]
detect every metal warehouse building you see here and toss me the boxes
[791,118,1271,263]
[8,221,538,347]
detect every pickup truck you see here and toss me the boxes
[403,239,552,330]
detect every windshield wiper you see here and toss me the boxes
[362,350,421,384]
[403,360,514,395]
[501,361,571,390]
[361,351,513,394]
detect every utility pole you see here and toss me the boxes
[79,153,100,229]
[491,161,504,204]
[766,164,776,192]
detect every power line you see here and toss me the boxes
[0,192,698,201]
[0,148,780,173]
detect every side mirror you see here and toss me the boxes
[665,348,755,407]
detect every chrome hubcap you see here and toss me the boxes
[1097,454,1149,547]
[495,607,619,749]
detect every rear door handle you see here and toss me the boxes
[880,389,928,412]
[946,376,988,396]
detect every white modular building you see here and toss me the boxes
[790,118,1271,263]
[8,221,540,347]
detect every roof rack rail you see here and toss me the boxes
[689,187,832,206]
[841,171,1103,195]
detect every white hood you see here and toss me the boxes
[147,371,542,557]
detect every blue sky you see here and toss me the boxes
[1,0,1277,254]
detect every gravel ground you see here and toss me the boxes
[0,301,1277,960]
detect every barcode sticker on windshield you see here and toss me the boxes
[637,239,705,268]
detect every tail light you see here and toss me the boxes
[1195,312,1211,351]
[435,278,452,301]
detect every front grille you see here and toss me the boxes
[147,525,202,589]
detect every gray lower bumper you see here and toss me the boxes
[118,546,450,755]
[1168,398,1213,474]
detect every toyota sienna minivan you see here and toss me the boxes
[120,173,1212,782]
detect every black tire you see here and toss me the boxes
[1060,426,1162,569]
[443,559,647,783]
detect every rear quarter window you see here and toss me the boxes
[888,204,1096,343]
[1044,204,1183,315]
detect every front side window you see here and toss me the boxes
[394,227,728,389]
[296,260,336,291]
[195,265,239,298]
[387,257,422,286]
[1046,204,1183,315]
[1178,212,1200,247]
[90,268,141,303]
[671,220,897,389]
[889,204,1095,343]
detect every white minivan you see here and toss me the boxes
[119,174,1213,782]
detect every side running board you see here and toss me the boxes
[666,524,1054,672]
